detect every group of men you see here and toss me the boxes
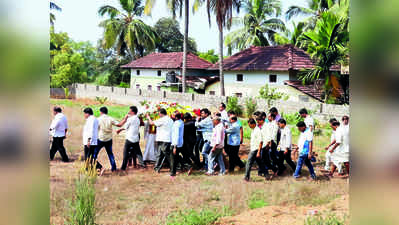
[49,103,349,180]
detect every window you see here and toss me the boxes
[157,70,161,76]
[136,70,140,75]
[269,74,277,83]
[235,93,243,98]
[136,84,140,89]
[209,91,215,95]
[148,85,152,91]
[236,74,243,82]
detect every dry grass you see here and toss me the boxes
[50,99,349,225]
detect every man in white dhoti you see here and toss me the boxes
[325,121,350,178]
[143,120,157,163]
[322,118,339,172]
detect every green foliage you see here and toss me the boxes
[226,96,243,116]
[258,84,288,101]
[94,73,110,86]
[248,190,269,209]
[245,97,257,118]
[165,207,232,225]
[63,87,70,99]
[305,213,346,225]
[197,49,219,63]
[119,82,129,88]
[241,118,251,140]
[280,112,304,126]
[154,17,197,53]
[95,96,108,104]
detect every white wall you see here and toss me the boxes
[130,68,180,90]
[224,70,289,86]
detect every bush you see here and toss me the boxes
[94,73,110,86]
[245,97,257,118]
[258,84,289,102]
[119,82,129,88]
[166,207,232,225]
[305,213,347,225]
[248,190,269,209]
[227,96,243,116]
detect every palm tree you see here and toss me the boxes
[98,0,158,59]
[50,2,62,27]
[145,0,189,92]
[225,0,286,51]
[194,0,241,96]
[298,3,349,102]
[285,0,337,30]
[273,21,305,47]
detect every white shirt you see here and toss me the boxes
[304,115,314,131]
[171,119,184,147]
[125,115,140,143]
[279,126,292,150]
[83,115,99,145]
[154,115,174,142]
[50,113,68,137]
[211,122,225,148]
[335,126,349,153]
[250,126,263,152]
[265,120,279,144]
[220,110,229,124]
[298,129,313,156]
[260,124,269,148]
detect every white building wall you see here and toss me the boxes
[130,68,180,90]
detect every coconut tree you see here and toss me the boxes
[299,5,349,102]
[50,1,61,27]
[98,0,158,59]
[273,21,305,47]
[285,0,337,30]
[225,0,286,51]
[194,0,241,96]
[145,0,189,92]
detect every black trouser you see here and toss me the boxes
[184,141,201,169]
[171,146,192,176]
[261,146,278,174]
[279,150,296,172]
[245,150,264,180]
[154,142,172,172]
[269,141,286,175]
[194,134,204,165]
[225,144,245,172]
[84,145,102,169]
[94,140,117,171]
[50,137,69,162]
[121,140,145,171]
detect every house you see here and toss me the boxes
[121,52,217,92]
[206,44,341,102]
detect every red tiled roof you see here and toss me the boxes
[121,52,215,70]
[211,44,340,71]
[284,80,344,102]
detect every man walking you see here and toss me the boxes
[277,119,296,173]
[225,116,245,173]
[147,108,174,173]
[293,121,316,180]
[196,108,213,171]
[183,113,201,169]
[265,113,286,177]
[82,108,101,170]
[49,106,69,162]
[117,106,146,171]
[244,118,264,181]
[206,117,226,176]
[171,112,192,176]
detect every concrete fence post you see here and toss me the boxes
[139,89,142,95]
[163,91,166,98]
[192,93,195,101]
[84,84,87,90]
[320,104,323,113]
[96,85,99,91]
[124,88,127,95]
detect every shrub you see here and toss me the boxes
[258,84,289,102]
[119,82,129,88]
[248,190,269,209]
[95,96,108,104]
[94,73,110,86]
[245,97,257,118]
[227,96,243,116]
[166,207,232,225]
[64,87,70,99]
[305,213,347,225]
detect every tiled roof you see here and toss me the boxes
[284,80,344,102]
[121,52,215,70]
[211,44,340,71]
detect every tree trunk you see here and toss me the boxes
[218,26,225,96]
[182,0,189,93]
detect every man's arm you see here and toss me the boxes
[240,127,243,144]
[308,141,313,159]
[146,114,156,126]
[115,114,129,127]
[284,130,292,154]
[325,140,337,150]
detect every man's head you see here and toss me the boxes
[278,118,286,128]
[253,111,261,119]
[213,117,221,126]
[129,106,138,116]
[158,108,167,117]
[173,111,182,120]
[260,111,267,121]
[329,118,338,126]
[248,118,257,129]
[200,108,210,119]
[228,110,236,117]
[256,115,265,126]
[331,121,340,130]
[53,106,62,115]
[342,115,349,125]
[299,108,308,118]
[183,112,192,122]
[83,107,93,119]
[267,113,276,122]
[100,106,108,115]
[269,107,278,116]
[219,102,226,112]
[230,116,238,124]
[296,121,307,132]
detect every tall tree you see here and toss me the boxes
[299,0,349,102]
[98,0,158,59]
[50,1,61,27]
[273,21,305,47]
[145,0,189,92]
[225,0,286,51]
[194,0,241,96]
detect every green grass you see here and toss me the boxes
[247,190,269,209]
[165,207,232,225]
[305,213,347,225]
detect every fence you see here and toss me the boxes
[51,84,349,123]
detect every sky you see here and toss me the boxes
[52,0,308,53]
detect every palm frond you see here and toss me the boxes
[50,2,62,11]
[285,6,314,21]
[144,0,156,15]
[98,5,121,18]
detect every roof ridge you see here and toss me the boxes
[287,44,293,69]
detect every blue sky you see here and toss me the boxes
[52,0,308,52]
